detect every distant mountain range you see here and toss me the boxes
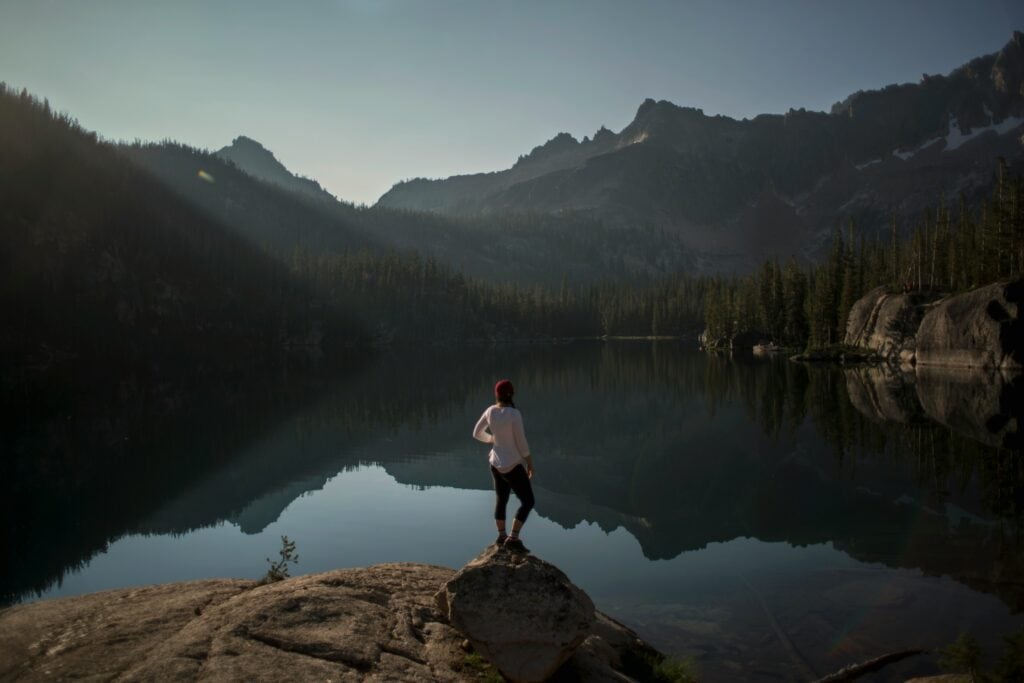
[377,31,1024,268]
[128,140,699,285]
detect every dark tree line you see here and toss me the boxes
[279,245,715,344]
[703,159,1024,349]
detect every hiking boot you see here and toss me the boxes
[493,534,508,548]
[503,536,528,553]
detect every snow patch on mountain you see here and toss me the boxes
[855,158,882,170]
[946,108,1024,151]
[882,109,1024,165]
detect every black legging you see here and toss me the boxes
[491,464,535,523]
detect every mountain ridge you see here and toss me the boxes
[376,31,1024,268]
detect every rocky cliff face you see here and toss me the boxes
[378,33,1024,270]
[845,279,1024,370]
[844,286,941,364]
[0,554,664,682]
[916,280,1024,370]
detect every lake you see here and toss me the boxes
[4,342,1023,681]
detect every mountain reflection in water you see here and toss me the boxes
[4,343,1022,681]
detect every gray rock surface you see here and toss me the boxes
[435,545,596,683]
[916,279,1024,370]
[0,579,253,682]
[844,286,938,364]
[0,559,658,682]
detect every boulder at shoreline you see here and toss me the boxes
[843,285,939,365]
[916,280,1024,370]
[435,545,595,683]
[843,279,1024,370]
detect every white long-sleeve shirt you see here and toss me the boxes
[472,405,531,473]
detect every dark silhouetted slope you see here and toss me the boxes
[0,85,364,381]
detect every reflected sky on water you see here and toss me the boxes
[8,343,1024,681]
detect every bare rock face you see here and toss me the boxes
[0,565,467,682]
[845,286,889,347]
[844,286,939,364]
[0,560,659,682]
[916,279,1024,370]
[434,545,596,683]
[0,579,253,682]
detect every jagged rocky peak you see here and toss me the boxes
[227,134,267,151]
[218,135,284,167]
[515,131,580,166]
[618,96,733,149]
[216,135,334,202]
[634,98,707,120]
[592,125,615,143]
[836,31,1024,126]
[631,98,690,132]
[992,30,1024,98]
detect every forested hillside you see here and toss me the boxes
[0,84,364,385]
[0,85,702,378]
[131,139,697,287]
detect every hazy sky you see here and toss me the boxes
[2,1,1022,205]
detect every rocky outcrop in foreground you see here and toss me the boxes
[436,546,595,682]
[0,551,661,682]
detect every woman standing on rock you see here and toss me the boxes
[473,379,535,552]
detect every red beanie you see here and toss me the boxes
[494,379,514,400]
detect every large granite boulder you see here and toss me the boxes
[434,545,596,683]
[916,279,1024,370]
[844,286,940,364]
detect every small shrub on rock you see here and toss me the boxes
[259,535,299,585]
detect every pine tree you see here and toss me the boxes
[782,259,808,347]
[838,219,861,343]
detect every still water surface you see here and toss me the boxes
[7,343,1023,681]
